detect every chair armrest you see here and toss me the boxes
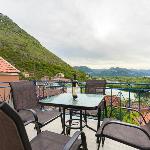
[63,131,87,150]
[96,120,150,140]
[20,109,41,134]
[19,108,38,125]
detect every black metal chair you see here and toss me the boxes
[84,80,106,117]
[69,79,107,121]
[85,80,106,95]
[10,81,63,133]
[96,107,150,150]
[0,102,88,150]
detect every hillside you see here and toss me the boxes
[74,66,150,77]
[0,14,86,80]
[74,66,94,74]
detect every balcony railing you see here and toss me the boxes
[0,81,66,102]
[0,80,149,125]
[54,81,150,124]
[0,82,12,103]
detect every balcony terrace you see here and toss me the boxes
[0,80,149,150]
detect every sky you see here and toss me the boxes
[1,0,150,69]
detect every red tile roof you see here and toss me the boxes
[104,95,121,107]
[144,112,150,123]
[0,57,20,73]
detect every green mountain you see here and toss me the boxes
[0,14,86,80]
[74,66,150,77]
[74,66,94,74]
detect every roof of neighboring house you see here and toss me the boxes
[104,95,121,107]
[0,57,20,73]
[51,77,70,82]
[144,112,150,123]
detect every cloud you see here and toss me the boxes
[1,0,150,69]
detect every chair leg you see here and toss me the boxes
[102,137,105,147]
[66,127,70,135]
[104,100,108,118]
[96,137,99,143]
[60,113,63,128]
[35,123,41,134]
[97,137,101,150]
[81,132,88,150]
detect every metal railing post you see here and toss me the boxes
[110,88,113,117]
[119,91,122,120]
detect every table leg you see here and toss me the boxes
[80,110,82,131]
[84,110,87,124]
[66,109,72,135]
[62,107,66,134]
[69,109,72,126]
[97,107,101,131]
[97,107,101,143]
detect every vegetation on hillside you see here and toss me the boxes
[99,76,150,89]
[75,66,150,77]
[100,76,150,83]
[0,14,86,81]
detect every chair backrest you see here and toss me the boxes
[10,81,37,111]
[0,102,32,150]
[85,80,106,94]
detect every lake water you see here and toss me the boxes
[67,87,150,103]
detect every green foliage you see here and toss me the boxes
[99,76,150,90]
[102,76,150,83]
[75,66,150,77]
[106,106,141,125]
[0,14,86,80]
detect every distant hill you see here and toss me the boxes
[74,66,150,77]
[0,14,86,80]
[74,66,94,74]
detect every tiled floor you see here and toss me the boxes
[26,117,138,150]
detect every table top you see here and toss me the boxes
[39,93,104,110]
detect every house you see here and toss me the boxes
[55,73,65,78]
[0,57,20,82]
[0,57,20,102]
[51,73,70,82]
[41,76,49,81]
[104,95,121,107]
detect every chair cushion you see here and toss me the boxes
[18,108,61,125]
[142,122,150,135]
[85,110,98,116]
[31,131,81,150]
[97,118,150,149]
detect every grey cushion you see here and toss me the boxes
[97,118,150,149]
[18,109,61,125]
[31,131,81,150]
